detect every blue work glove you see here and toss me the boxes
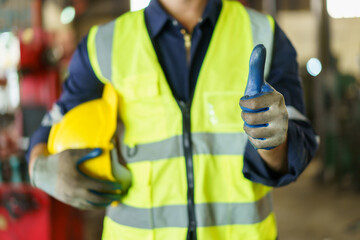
[239,44,288,150]
[30,148,125,210]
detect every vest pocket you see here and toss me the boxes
[203,92,244,131]
[120,74,168,144]
[122,161,153,208]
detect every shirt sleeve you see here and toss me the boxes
[26,35,104,162]
[242,21,318,187]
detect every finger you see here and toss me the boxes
[57,191,111,210]
[244,125,276,139]
[81,178,123,192]
[241,110,275,126]
[77,148,103,164]
[240,91,278,110]
[76,199,111,210]
[75,148,124,189]
[248,134,286,150]
[240,105,269,114]
[85,191,114,208]
[248,136,275,150]
[111,148,132,190]
[77,188,114,206]
[86,200,113,208]
[89,189,122,201]
[57,148,95,163]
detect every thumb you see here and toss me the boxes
[110,148,132,190]
[244,44,267,97]
[76,148,103,163]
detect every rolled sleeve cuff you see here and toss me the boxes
[242,120,317,187]
[26,126,51,162]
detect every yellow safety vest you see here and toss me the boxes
[88,1,276,239]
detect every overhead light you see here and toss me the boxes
[130,0,150,12]
[327,0,360,18]
[307,58,322,77]
[60,6,76,24]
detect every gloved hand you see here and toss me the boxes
[239,44,288,150]
[30,148,128,210]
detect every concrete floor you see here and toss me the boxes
[273,160,360,240]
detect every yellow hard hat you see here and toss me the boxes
[48,84,118,181]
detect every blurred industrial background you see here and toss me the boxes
[0,0,359,239]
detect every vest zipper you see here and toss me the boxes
[180,29,192,64]
[178,100,197,240]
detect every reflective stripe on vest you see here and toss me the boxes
[106,192,272,229]
[88,1,279,239]
[119,132,249,163]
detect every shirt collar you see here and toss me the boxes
[145,0,222,38]
[202,0,222,27]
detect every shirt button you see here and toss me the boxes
[172,20,178,26]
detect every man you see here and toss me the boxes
[28,0,318,239]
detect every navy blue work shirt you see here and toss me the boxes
[28,0,318,187]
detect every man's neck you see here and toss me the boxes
[158,0,208,32]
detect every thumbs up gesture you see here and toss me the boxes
[240,45,288,150]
